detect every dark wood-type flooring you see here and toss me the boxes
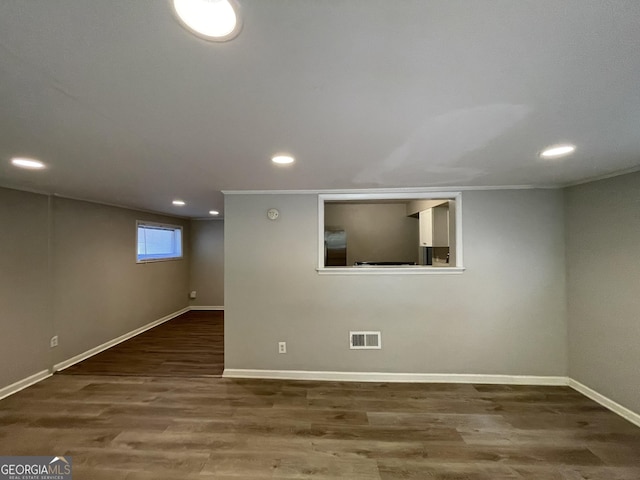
[1,310,639,479]
[60,310,224,377]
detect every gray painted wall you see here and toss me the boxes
[0,187,191,388]
[0,188,51,387]
[224,189,567,375]
[325,203,419,265]
[565,171,640,414]
[7,170,639,425]
[189,219,224,307]
[51,197,190,364]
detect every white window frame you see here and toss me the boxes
[136,221,183,263]
[317,191,464,275]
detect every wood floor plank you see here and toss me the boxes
[71,447,209,473]
[60,310,224,377]
[377,460,523,480]
[1,311,639,479]
[513,465,640,480]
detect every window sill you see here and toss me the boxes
[136,257,183,264]
[316,266,465,275]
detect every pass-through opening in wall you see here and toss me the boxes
[318,192,463,274]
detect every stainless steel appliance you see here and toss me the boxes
[324,228,347,266]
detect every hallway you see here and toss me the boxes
[60,310,224,377]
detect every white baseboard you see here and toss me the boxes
[223,369,640,427]
[5,317,640,433]
[53,306,190,372]
[568,378,640,428]
[0,370,51,401]
[222,369,568,386]
[189,305,224,311]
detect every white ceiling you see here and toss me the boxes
[1,1,639,218]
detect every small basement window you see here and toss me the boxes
[317,192,464,275]
[137,221,183,262]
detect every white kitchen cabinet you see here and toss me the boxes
[432,204,449,247]
[419,209,433,246]
[419,203,449,247]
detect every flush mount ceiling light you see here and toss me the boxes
[540,144,576,159]
[11,157,46,170]
[172,0,242,42]
[172,199,186,206]
[271,154,295,165]
[209,210,220,215]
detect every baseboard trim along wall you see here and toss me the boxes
[222,369,568,386]
[189,305,224,311]
[568,378,640,428]
[3,324,640,431]
[53,307,191,372]
[223,369,640,427]
[0,370,52,401]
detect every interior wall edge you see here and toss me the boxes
[2,366,637,431]
[223,369,568,385]
[568,378,640,428]
[221,185,560,195]
[53,306,190,372]
[0,370,52,402]
[0,306,227,399]
[224,369,640,427]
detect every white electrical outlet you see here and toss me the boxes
[278,341,287,354]
[50,336,58,348]
[189,290,197,299]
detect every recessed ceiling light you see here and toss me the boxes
[272,155,295,165]
[540,144,576,158]
[209,210,220,215]
[11,157,46,169]
[172,200,186,206]
[172,0,241,42]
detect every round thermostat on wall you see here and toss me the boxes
[267,208,279,220]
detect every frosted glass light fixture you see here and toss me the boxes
[172,0,241,41]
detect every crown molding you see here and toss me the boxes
[563,165,640,188]
[222,184,559,195]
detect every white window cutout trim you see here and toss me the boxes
[317,191,464,275]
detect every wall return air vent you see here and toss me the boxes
[350,331,381,350]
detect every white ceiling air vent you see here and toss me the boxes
[350,331,381,350]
